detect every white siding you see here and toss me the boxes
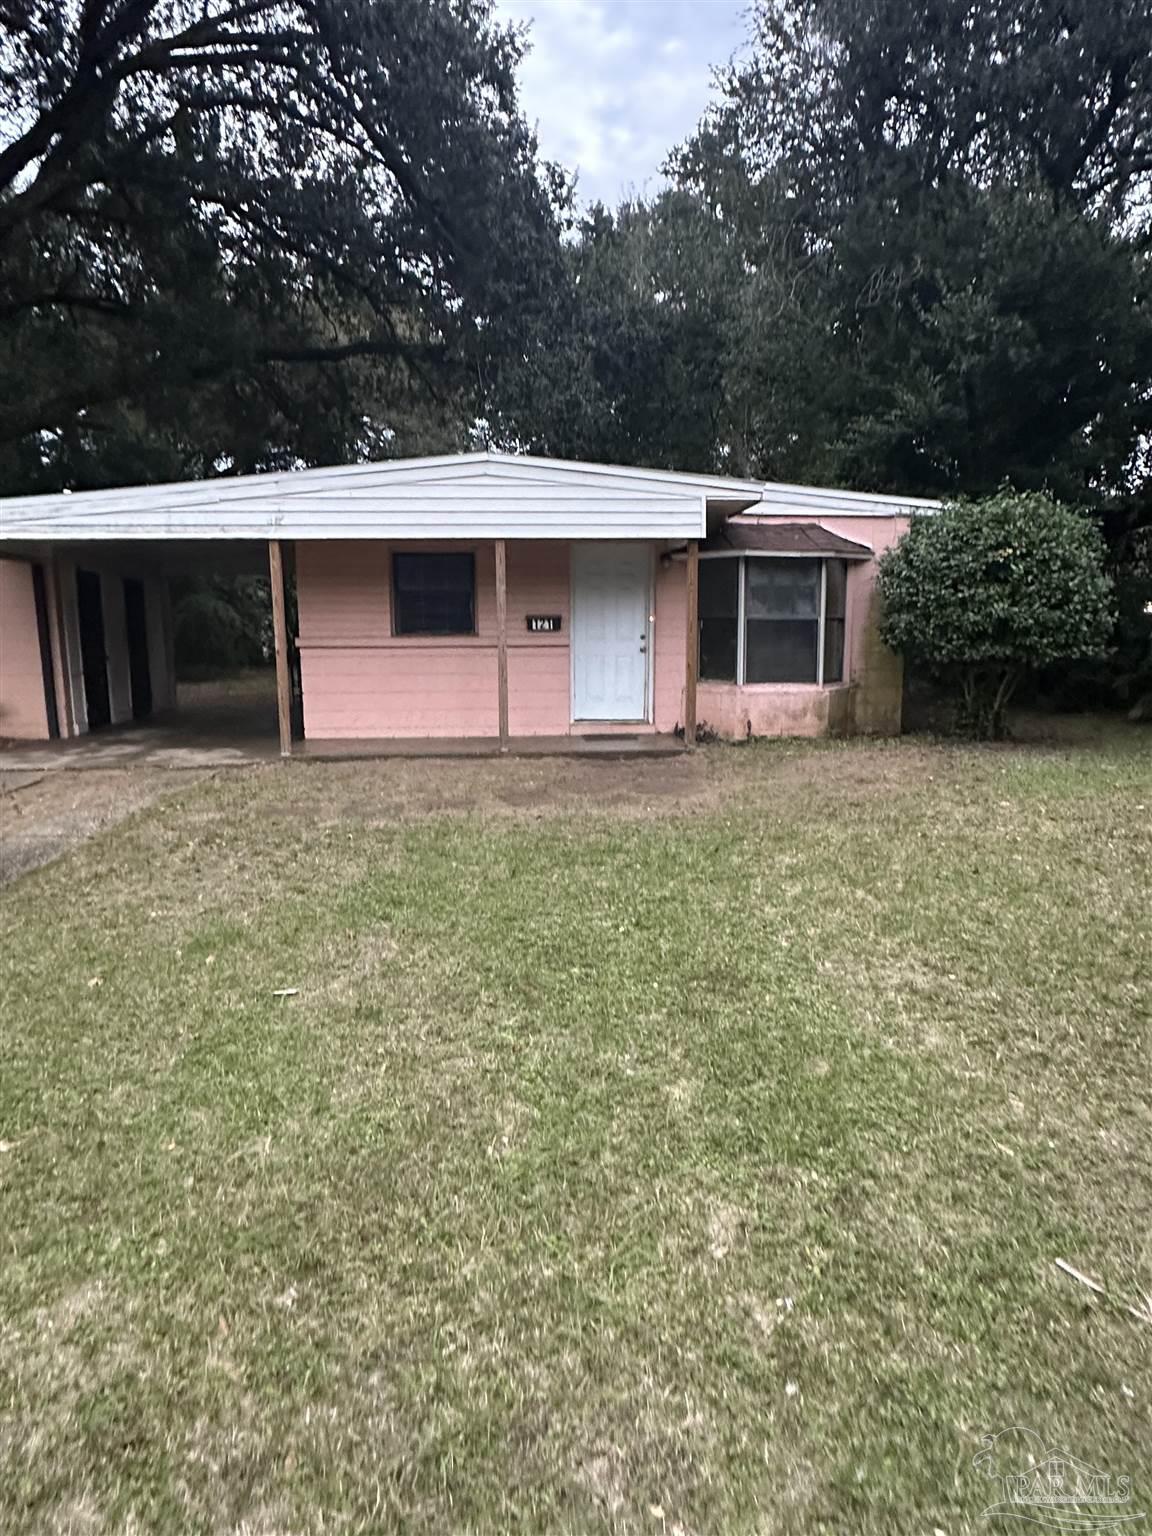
[0,452,759,542]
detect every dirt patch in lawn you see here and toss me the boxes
[4,714,1142,885]
[283,740,934,827]
[0,768,198,884]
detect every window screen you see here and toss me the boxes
[392,552,475,636]
[743,559,820,683]
[698,559,739,681]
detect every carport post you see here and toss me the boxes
[268,540,292,758]
[683,538,699,747]
[46,555,75,737]
[494,538,509,751]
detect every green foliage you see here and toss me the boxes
[877,492,1116,735]
[491,192,735,472]
[0,0,568,492]
[670,0,1152,500]
[493,0,1152,532]
[1106,528,1152,714]
[172,577,272,677]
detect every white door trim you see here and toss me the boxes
[569,542,653,724]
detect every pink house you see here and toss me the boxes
[0,453,935,749]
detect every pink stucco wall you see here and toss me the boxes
[810,514,907,736]
[695,513,909,740]
[297,540,691,739]
[0,558,51,740]
[297,542,495,738]
[294,518,909,742]
[697,682,853,739]
[808,515,905,694]
[506,543,570,735]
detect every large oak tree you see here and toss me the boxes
[671,0,1152,508]
[0,0,568,490]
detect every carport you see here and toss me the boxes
[0,534,290,755]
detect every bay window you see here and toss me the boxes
[698,556,847,685]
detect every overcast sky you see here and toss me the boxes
[492,0,750,209]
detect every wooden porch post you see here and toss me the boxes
[494,538,509,751]
[683,538,699,747]
[268,539,292,759]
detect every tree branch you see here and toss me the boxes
[0,1,287,205]
[0,330,445,445]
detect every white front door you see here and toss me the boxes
[571,543,650,721]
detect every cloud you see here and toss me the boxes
[494,0,748,208]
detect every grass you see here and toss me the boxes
[1,731,1150,1534]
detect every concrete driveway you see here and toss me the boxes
[0,722,276,771]
[0,673,280,772]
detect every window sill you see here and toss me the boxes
[699,680,851,692]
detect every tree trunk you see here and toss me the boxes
[957,666,1021,739]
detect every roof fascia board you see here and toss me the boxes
[757,482,941,517]
[0,523,708,542]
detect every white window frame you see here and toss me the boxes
[699,552,842,687]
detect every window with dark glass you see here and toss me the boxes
[744,558,820,683]
[823,559,846,683]
[696,555,848,685]
[392,552,475,636]
[698,558,739,681]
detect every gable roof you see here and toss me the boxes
[0,450,764,543]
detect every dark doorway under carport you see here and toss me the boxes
[75,568,112,731]
[123,576,153,720]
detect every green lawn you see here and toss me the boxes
[2,734,1150,1534]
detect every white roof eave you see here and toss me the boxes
[756,480,941,518]
[0,450,766,542]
